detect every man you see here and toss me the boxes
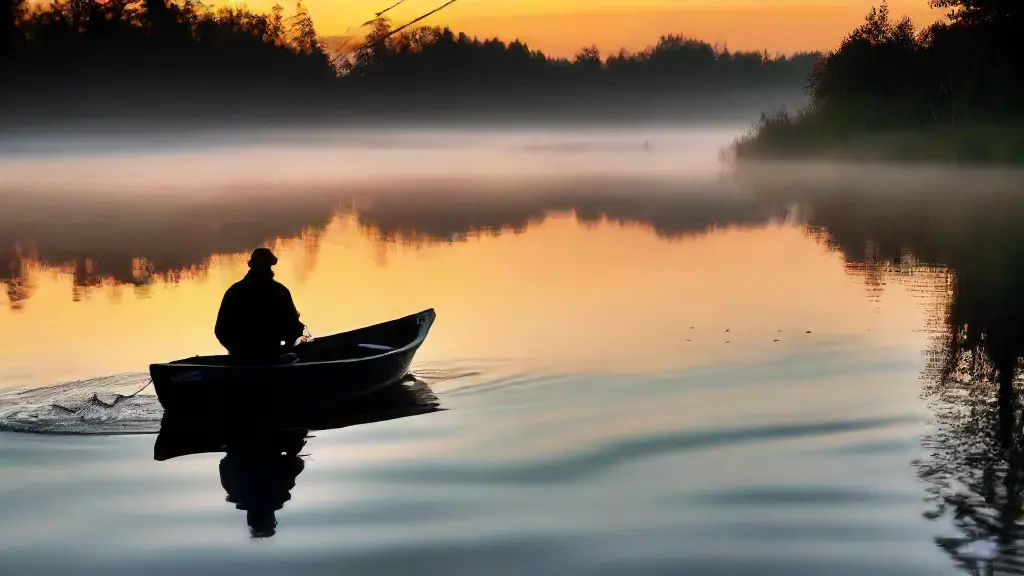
[215,248,305,363]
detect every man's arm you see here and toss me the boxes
[280,286,305,343]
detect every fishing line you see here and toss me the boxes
[51,377,154,412]
[334,0,463,63]
[364,0,411,24]
[90,377,153,408]
[123,377,154,399]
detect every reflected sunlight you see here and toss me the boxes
[0,208,943,390]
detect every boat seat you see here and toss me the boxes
[225,352,300,366]
[357,344,393,352]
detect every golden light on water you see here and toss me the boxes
[0,210,945,390]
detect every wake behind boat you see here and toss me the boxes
[149,309,436,422]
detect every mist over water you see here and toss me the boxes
[2,124,1021,574]
[0,124,747,191]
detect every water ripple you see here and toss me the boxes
[0,373,161,435]
[0,364,451,435]
[353,415,922,484]
[690,485,912,506]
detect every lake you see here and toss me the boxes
[1,126,1022,575]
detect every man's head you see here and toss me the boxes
[248,247,278,269]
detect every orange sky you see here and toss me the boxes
[290,0,944,57]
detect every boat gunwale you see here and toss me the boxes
[148,308,435,372]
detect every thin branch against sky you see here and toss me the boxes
[337,0,463,62]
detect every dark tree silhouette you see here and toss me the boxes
[752,182,1024,573]
[736,1,1024,163]
[342,25,815,93]
[1,0,25,57]
[0,1,817,128]
[932,0,1021,27]
[1,0,338,128]
[335,23,816,119]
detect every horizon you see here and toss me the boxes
[277,0,941,58]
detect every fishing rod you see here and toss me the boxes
[333,0,463,64]
[328,0,404,66]
[364,0,411,24]
[326,0,405,66]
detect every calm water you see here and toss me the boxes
[2,128,1024,575]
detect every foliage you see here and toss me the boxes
[1,2,818,125]
[0,0,336,125]
[736,1,1024,163]
[339,25,818,95]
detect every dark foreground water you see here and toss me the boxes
[1,129,1023,575]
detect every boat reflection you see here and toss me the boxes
[219,429,307,538]
[153,375,441,538]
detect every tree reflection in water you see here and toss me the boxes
[779,181,1024,575]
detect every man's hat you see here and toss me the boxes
[248,247,278,269]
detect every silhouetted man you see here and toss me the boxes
[215,248,305,363]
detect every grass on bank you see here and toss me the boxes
[734,108,1024,165]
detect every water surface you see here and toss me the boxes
[1,128,1020,574]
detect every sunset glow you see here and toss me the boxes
[286,0,943,57]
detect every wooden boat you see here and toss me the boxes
[149,309,436,422]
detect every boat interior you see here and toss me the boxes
[167,312,429,367]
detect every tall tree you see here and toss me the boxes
[931,0,1021,26]
[145,0,174,37]
[574,45,601,72]
[1,0,25,60]
[289,0,320,54]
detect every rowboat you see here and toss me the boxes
[149,309,436,422]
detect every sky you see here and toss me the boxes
[286,0,944,58]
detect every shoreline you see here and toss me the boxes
[733,124,1024,167]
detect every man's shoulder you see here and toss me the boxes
[227,278,252,292]
[269,279,293,295]
[230,274,291,296]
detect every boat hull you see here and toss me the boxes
[149,309,436,423]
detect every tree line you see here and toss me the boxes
[735,0,1024,162]
[0,0,817,126]
[1,0,336,125]
[343,20,817,93]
